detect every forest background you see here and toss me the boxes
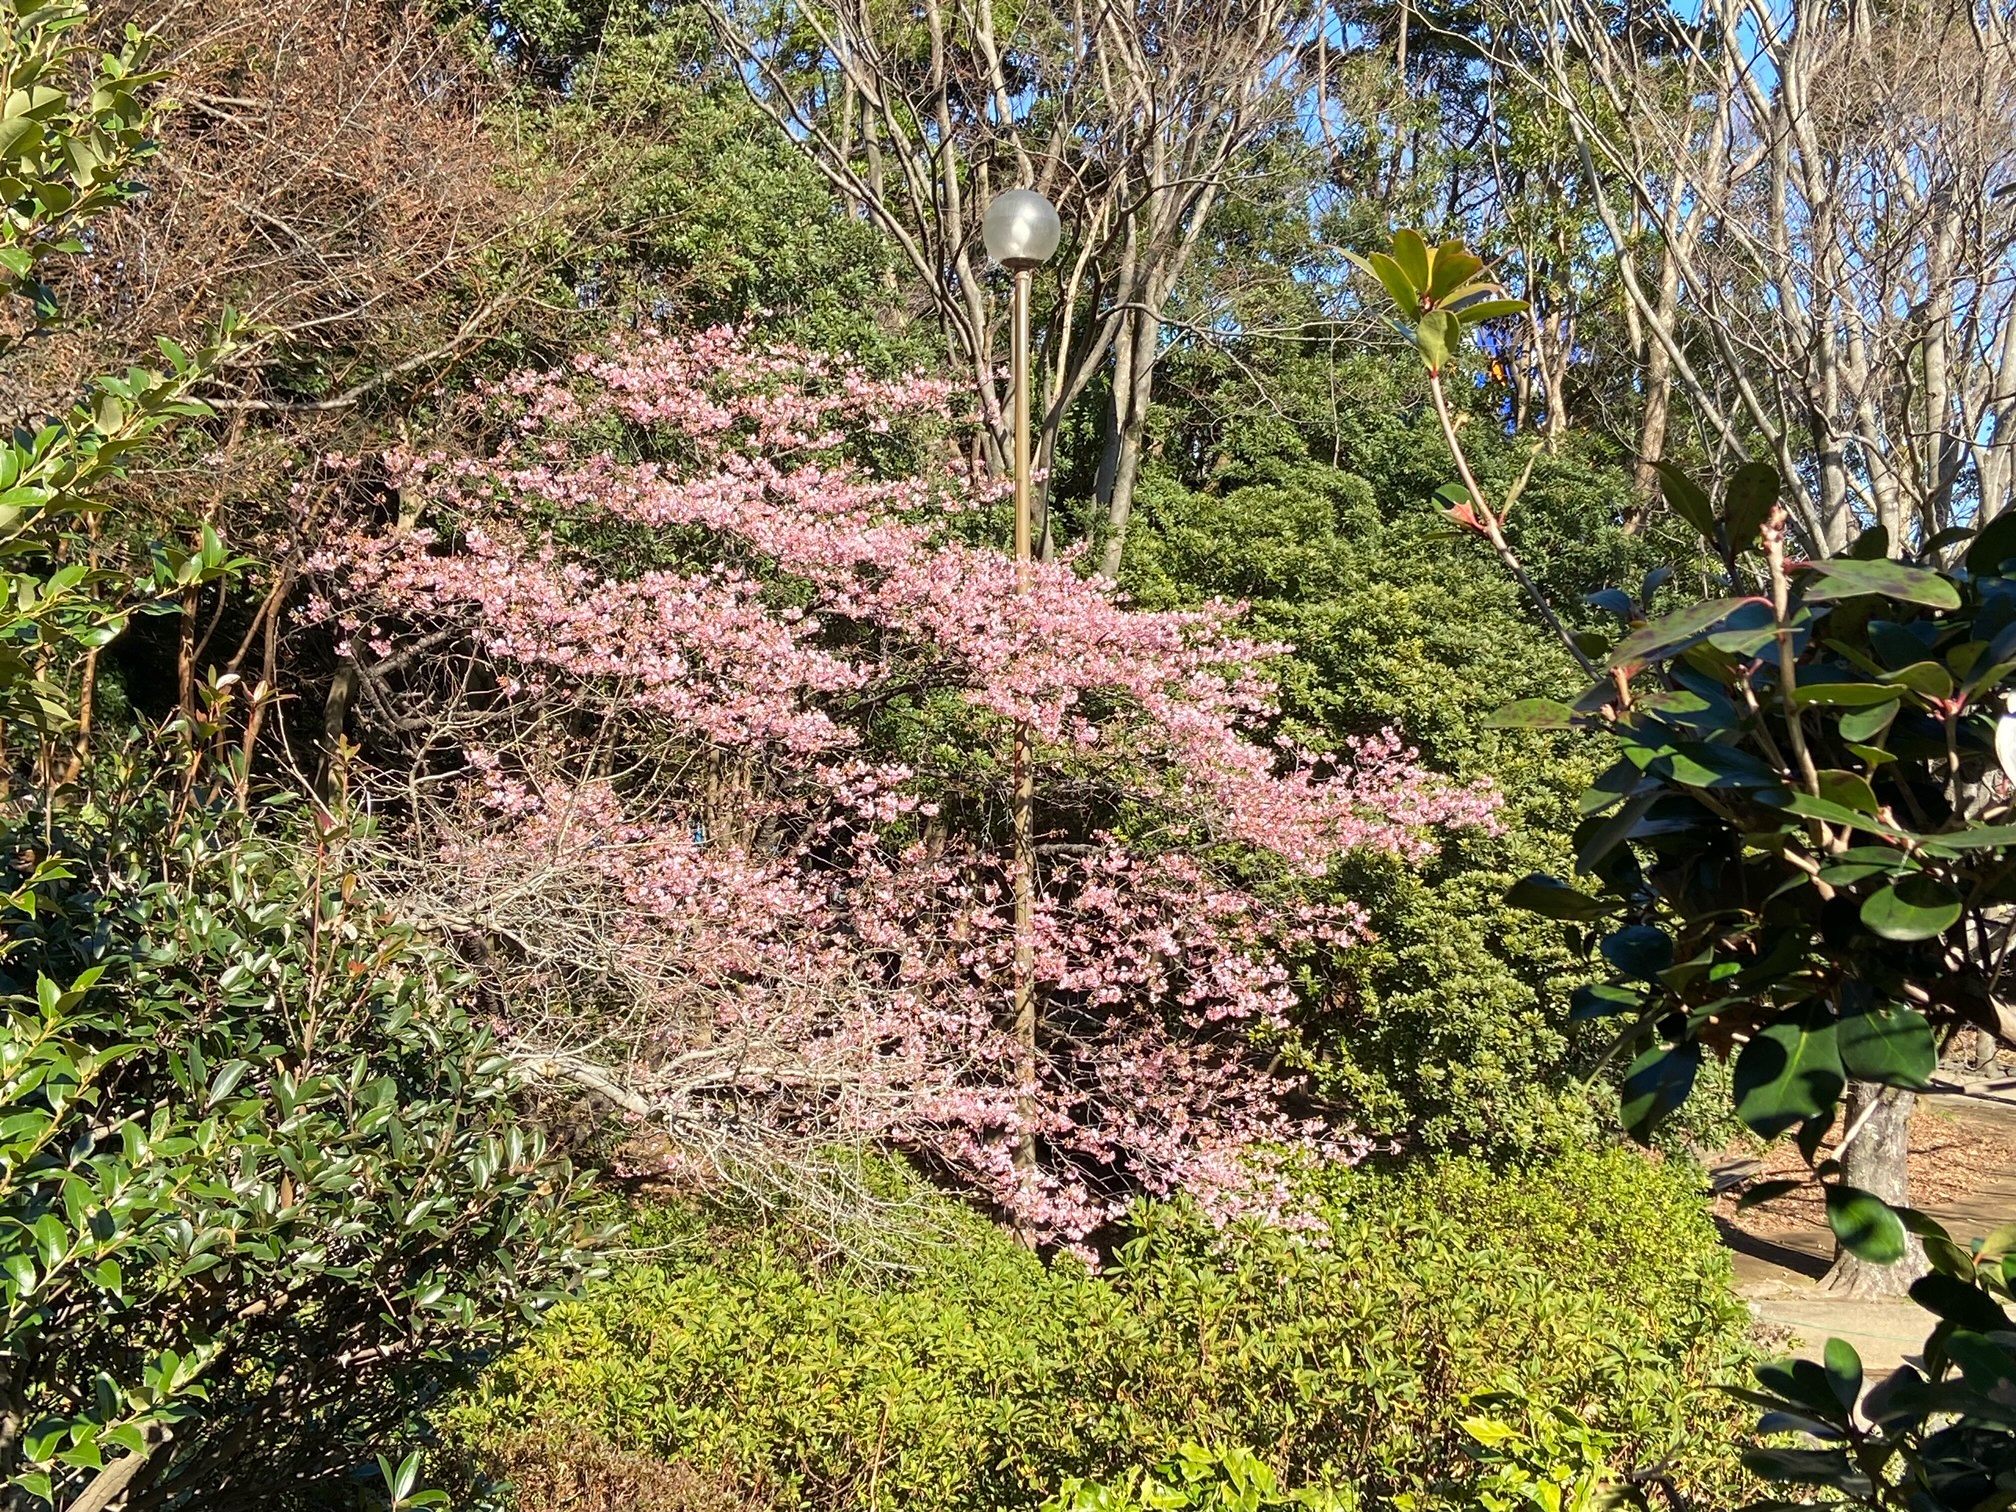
[0,0,2012,1506]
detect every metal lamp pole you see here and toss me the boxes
[982,188,1061,1190]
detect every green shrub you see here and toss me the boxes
[446,1147,1750,1511]
[2,762,603,1509]
[1047,1443,1348,1512]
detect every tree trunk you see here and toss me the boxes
[1820,1082,1927,1297]
[1627,248,1682,518]
[1096,311,1156,579]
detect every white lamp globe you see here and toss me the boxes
[983,188,1061,270]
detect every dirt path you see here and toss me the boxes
[1711,1095,2016,1372]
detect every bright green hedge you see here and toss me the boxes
[445,1148,1750,1511]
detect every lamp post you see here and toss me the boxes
[982,187,1060,1190]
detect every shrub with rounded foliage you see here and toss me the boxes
[444,1147,1749,1512]
[1123,458,1658,1152]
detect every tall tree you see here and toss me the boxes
[1494,0,2016,551]
[694,0,1326,571]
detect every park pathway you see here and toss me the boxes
[1713,1092,2016,1373]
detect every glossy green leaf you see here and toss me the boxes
[1741,1446,1865,1490]
[1608,598,1771,668]
[1425,240,1483,301]
[1570,982,1643,1020]
[1860,875,1962,941]
[1601,924,1673,981]
[1821,1338,1863,1410]
[1620,1041,1700,1143]
[1413,310,1460,374]
[1825,1185,1906,1265]
[1348,250,1418,317]
[1966,509,2016,576]
[1448,296,1526,325]
[1390,229,1431,291]
[1837,700,1899,743]
[1801,558,1961,609]
[1660,741,1784,790]
[1880,661,1955,700]
[1652,462,1717,543]
[1837,1003,1935,1089]
[1781,791,1917,841]
[1505,873,1613,921]
[1734,1010,1844,1138]
[1813,770,1879,816]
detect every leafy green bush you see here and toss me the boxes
[1122,460,1640,1154]
[2,762,603,1509]
[1047,1443,1347,1512]
[446,1147,1750,1511]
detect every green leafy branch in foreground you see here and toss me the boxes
[1359,226,2016,1511]
[0,0,160,342]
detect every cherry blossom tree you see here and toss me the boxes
[305,328,1497,1251]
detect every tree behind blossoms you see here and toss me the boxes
[306,328,1498,1252]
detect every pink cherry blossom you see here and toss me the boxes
[308,327,1498,1249]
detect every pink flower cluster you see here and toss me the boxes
[309,328,1497,1249]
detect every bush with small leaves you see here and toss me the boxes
[445,1147,1750,1512]
[1045,1444,1348,1512]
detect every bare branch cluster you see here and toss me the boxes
[1497,0,2016,549]
[698,0,1324,569]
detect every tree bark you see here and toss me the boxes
[1096,309,1157,579]
[1628,247,1682,514]
[1821,1082,1928,1297]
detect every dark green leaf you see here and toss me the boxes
[1571,982,1643,1020]
[1789,683,1904,709]
[1601,924,1674,981]
[1910,1272,2013,1334]
[1825,1185,1906,1264]
[1734,1009,1844,1138]
[1505,874,1613,921]
[1652,462,1717,543]
[1966,510,2016,576]
[1915,824,2016,853]
[1741,1446,1865,1490]
[1620,1041,1700,1143]
[1723,463,1781,551]
[1813,770,1879,816]
[1801,558,1962,610]
[1608,598,1772,668]
[1860,875,1962,942]
[1821,1337,1863,1409]
[1881,660,1955,700]
[1781,791,1918,841]
[1573,791,1658,875]
[1661,742,1785,790]
[1837,1003,1935,1088]
[1838,700,1899,743]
